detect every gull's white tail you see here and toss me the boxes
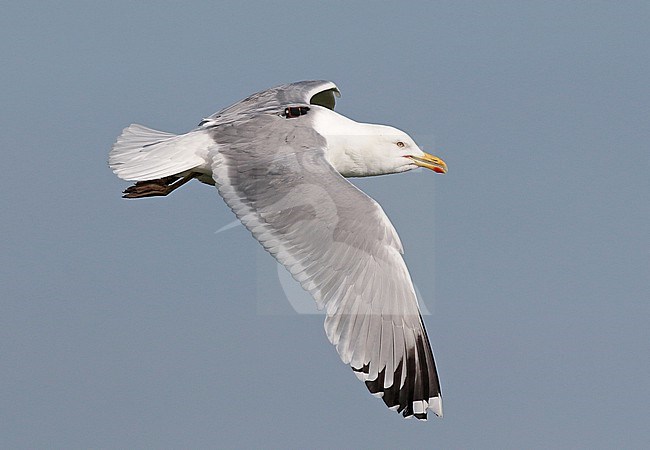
[109,124,211,181]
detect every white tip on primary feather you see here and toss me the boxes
[430,396,443,418]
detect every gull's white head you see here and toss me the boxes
[314,111,447,178]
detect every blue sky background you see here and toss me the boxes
[1,1,648,448]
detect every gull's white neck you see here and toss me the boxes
[311,108,403,177]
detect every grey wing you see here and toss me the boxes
[208,114,442,419]
[201,80,340,125]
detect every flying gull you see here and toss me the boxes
[109,80,448,420]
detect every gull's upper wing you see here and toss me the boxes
[207,109,442,419]
[201,80,340,127]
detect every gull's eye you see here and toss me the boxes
[396,141,405,148]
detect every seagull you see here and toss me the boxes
[109,80,447,420]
